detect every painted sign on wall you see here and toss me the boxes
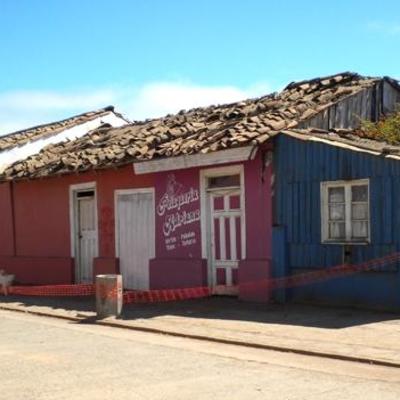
[155,171,201,258]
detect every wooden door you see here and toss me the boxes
[116,190,155,290]
[77,194,97,283]
[210,189,243,294]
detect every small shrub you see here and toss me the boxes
[359,108,400,144]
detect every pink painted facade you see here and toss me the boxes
[148,149,272,301]
[155,169,202,259]
[150,168,205,289]
[0,165,153,284]
[0,148,273,301]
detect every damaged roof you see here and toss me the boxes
[0,106,126,153]
[2,72,400,180]
[281,128,400,159]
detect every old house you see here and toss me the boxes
[1,72,400,309]
[0,106,127,172]
[0,107,128,284]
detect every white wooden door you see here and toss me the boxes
[116,190,155,290]
[77,196,97,283]
[210,189,243,294]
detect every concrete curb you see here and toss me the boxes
[1,304,400,370]
[0,304,82,322]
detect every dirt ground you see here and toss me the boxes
[2,308,400,400]
[1,296,400,366]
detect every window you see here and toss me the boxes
[208,174,240,189]
[76,190,94,198]
[321,180,370,243]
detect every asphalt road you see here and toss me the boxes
[0,309,400,400]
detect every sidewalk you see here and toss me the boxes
[1,295,400,367]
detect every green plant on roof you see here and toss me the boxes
[359,106,400,144]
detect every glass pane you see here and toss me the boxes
[329,204,345,221]
[208,175,240,189]
[352,203,368,220]
[329,222,345,239]
[77,190,95,198]
[328,187,345,203]
[352,185,368,202]
[352,221,368,239]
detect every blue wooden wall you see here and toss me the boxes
[273,134,400,310]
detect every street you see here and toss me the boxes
[0,309,399,400]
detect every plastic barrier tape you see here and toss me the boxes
[3,252,399,302]
[8,283,95,296]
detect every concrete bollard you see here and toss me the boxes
[96,274,123,319]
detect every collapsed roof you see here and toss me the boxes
[0,106,128,174]
[2,72,400,181]
[0,106,126,152]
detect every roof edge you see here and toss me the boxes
[0,105,124,139]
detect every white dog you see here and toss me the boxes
[0,269,14,296]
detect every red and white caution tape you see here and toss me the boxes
[267,252,400,290]
[8,283,95,296]
[122,286,211,304]
[3,252,399,301]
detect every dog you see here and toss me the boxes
[0,269,15,296]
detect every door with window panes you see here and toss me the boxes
[207,174,244,295]
[76,190,97,283]
[323,180,369,243]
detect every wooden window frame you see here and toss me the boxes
[321,179,370,244]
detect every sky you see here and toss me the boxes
[0,0,400,134]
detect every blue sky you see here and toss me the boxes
[0,0,399,133]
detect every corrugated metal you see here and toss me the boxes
[273,134,400,309]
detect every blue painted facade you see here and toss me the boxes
[273,134,400,310]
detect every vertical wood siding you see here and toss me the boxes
[298,81,400,130]
[274,134,400,309]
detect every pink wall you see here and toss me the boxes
[0,256,73,285]
[150,169,204,288]
[93,257,119,277]
[151,154,272,263]
[0,164,154,284]
[150,150,273,299]
[0,149,273,302]
[244,154,272,260]
[240,151,272,301]
[96,165,153,259]
[154,169,202,259]
[13,178,71,257]
[10,165,153,259]
[150,259,207,289]
[0,182,14,256]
